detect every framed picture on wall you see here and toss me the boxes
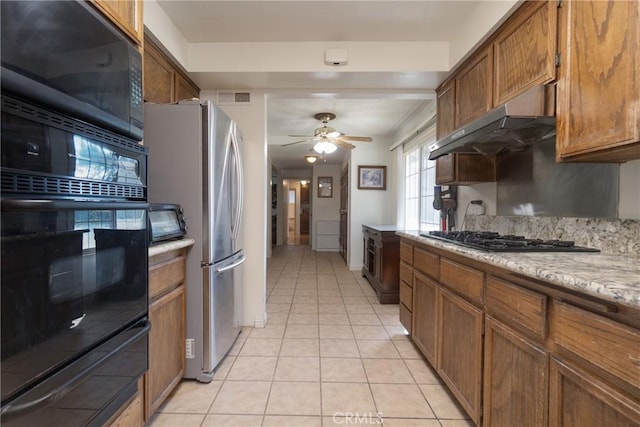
[358,165,386,190]
[318,176,333,198]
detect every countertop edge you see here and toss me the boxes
[397,231,640,309]
[149,238,195,257]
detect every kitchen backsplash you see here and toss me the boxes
[496,139,619,218]
[464,215,640,255]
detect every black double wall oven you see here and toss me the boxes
[1,1,148,425]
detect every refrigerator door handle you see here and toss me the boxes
[230,125,244,242]
[214,253,246,273]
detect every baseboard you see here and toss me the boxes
[254,315,266,328]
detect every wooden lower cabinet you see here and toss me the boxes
[401,236,640,427]
[146,285,185,419]
[145,247,188,420]
[411,271,439,366]
[483,316,549,427]
[437,289,484,425]
[549,357,640,427]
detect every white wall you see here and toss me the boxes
[200,90,268,328]
[448,0,520,68]
[349,136,397,270]
[143,0,190,67]
[312,164,341,251]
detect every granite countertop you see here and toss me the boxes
[398,231,640,309]
[149,238,195,257]
[363,224,398,232]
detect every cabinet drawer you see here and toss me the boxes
[149,255,186,300]
[440,258,484,305]
[400,241,413,263]
[400,261,413,286]
[400,280,413,311]
[551,301,640,389]
[399,302,412,334]
[414,247,439,279]
[486,276,547,341]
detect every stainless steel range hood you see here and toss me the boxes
[428,85,556,160]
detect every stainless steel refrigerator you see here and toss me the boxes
[144,100,244,382]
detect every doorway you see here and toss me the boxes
[285,180,311,246]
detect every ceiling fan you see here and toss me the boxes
[282,112,373,152]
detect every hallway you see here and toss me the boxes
[148,245,471,426]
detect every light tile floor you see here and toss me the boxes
[148,245,473,427]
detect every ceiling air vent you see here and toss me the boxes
[215,91,252,105]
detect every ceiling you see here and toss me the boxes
[154,1,498,172]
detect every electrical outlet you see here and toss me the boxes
[468,200,485,215]
[186,338,195,359]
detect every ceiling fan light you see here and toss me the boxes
[314,141,337,154]
[305,155,318,163]
[327,130,342,138]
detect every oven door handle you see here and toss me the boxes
[0,319,150,420]
[1,199,149,211]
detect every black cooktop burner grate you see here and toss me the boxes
[420,231,600,253]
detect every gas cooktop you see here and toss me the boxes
[420,231,600,253]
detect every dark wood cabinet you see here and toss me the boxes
[144,36,200,104]
[550,357,640,427]
[556,0,640,162]
[455,47,493,128]
[492,0,557,106]
[398,241,414,334]
[436,79,456,139]
[361,225,399,304]
[438,289,484,425]
[484,316,549,427]
[435,153,496,185]
[412,271,438,366]
[400,236,640,427]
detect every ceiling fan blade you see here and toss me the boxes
[287,134,314,138]
[334,139,355,149]
[338,135,373,143]
[281,138,316,147]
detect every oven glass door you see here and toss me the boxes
[1,199,148,404]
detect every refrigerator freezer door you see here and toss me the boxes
[199,250,244,380]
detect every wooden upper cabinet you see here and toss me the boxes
[175,72,201,102]
[455,47,493,128]
[436,80,456,139]
[91,0,143,45]
[493,0,558,106]
[144,42,174,104]
[556,0,640,162]
[435,153,496,185]
[144,36,201,104]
